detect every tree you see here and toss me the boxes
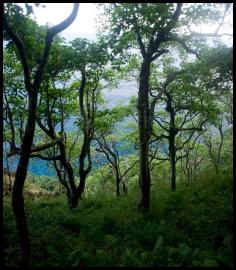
[35,58,79,209]
[180,137,204,185]
[3,3,79,266]
[150,67,215,191]
[67,38,111,207]
[4,35,113,210]
[28,37,111,209]
[202,117,228,175]
[99,3,230,211]
[94,106,138,196]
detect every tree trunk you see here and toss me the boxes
[138,58,151,211]
[116,178,120,197]
[180,157,183,184]
[73,69,92,208]
[122,180,128,195]
[215,125,224,175]
[115,167,122,197]
[4,5,80,266]
[12,92,37,267]
[185,158,190,186]
[113,167,120,197]
[12,190,30,266]
[69,172,86,209]
[169,135,176,191]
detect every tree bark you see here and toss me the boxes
[115,169,120,197]
[169,135,176,191]
[122,180,128,195]
[12,91,37,266]
[165,89,177,191]
[138,58,151,211]
[134,3,182,211]
[116,178,120,197]
[71,69,92,207]
[215,124,224,175]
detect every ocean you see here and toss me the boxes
[3,81,138,176]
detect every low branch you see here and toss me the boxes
[150,133,169,144]
[7,139,61,157]
[154,118,170,132]
[149,155,169,161]
[36,118,51,137]
[30,154,61,161]
[150,159,167,171]
[188,32,232,38]
[148,89,165,135]
[176,129,205,160]
[151,49,169,61]
[121,159,139,181]
[176,129,195,151]
[168,34,200,59]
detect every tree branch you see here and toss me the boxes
[7,139,61,157]
[151,49,169,61]
[168,34,200,58]
[120,159,138,181]
[133,13,146,58]
[153,118,170,132]
[3,13,31,93]
[33,4,79,90]
[30,154,61,161]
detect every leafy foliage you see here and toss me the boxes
[3,171,233,267]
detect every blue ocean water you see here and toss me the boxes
[4,140,134,176]
[3,156,56,176]
[3,81,138,176]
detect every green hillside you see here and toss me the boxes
[3,172,233,267]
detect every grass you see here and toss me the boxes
[3,172,233,267]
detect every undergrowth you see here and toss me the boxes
[3,172,233,267]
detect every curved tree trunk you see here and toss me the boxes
[4,4,80,266]
[70,69,93,208]
[12,92,37,266]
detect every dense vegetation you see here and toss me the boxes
[3,3,233,267]
[3,170,233,267]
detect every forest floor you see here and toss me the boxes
[3,173,233,267]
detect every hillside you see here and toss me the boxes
[3,172,233,267]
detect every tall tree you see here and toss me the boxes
[3,3,79,266]
[150,68,214,190]
[67,38,111,207]
[99,3,229,210]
